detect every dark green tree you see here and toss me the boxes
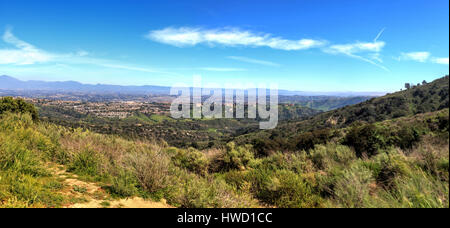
[0,97,39,121]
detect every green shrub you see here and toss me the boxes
[127,150,170,193]
[394,125,421,150]
[373,151,412,190]
[106,169,139,198]
[294,128,332,151]
[253,152,313,175]
[332,164,375,208]
[390,169,449,208]
[309,144,355,171]
[67,149,101,177]
[315,165,345,198]
[226,167,323,208]
[437,113,449,132]
[413,143,449,182]
[220,142,254,171]
[0,97,39,121]
[0,114,49,176]
[0,171,64,208]
[343,123,387,157]
[221,170,250,191]
[0,112,34,131]
[437,158,449,181]
[166,168,257,208]
[171,147,209,175]
[175,175,219,208]
[0,143,45,176]
[252,138,281,157]
[245,169,321,208]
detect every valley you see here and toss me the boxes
[1,75,448,208]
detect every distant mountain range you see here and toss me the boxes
[0,75,386,97]
[0,75,171,95]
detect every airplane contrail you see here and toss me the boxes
[374,28,386,42]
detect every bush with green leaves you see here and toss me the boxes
[373,151,412,190]
[241,168,322,208]
[0,114,50,176]
[294,128,332,151]
[165,167,258,208]
[127,150,170,194]
[105,169,139,198]
[170,147,209,175]
[0,113,66,207]
[343,123,388,157]
[220,142,255,171]
[394,125,421,150]
[309,144,355,170]
[252,152,314,175]
[0,171,65,208]
[67,148,102,178]
[389,169,449,208]
[0,97,39,121]
[332,164,375,208]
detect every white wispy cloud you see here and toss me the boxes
[324,41,388,71]
[148,27,393,70]
[0,29,179,76]
[397,52,431,62]
[198,67,246,72]
[0,28,55,65]
[146,27,326,51]
[95,63,177,74]
[325,41,386,55]
[227,56,280,67]
[323,28,389,71]
[322,28,389,71]
[369,53,383,63]
[75,50,89,57]
[396,52,448,65]
[431,57,449,65]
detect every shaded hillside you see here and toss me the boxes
[236,75,449,150]
[279,96,373,111]
[296,75,448,130]
[1,97,448,208]
[36,102,320,149]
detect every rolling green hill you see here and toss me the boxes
[35,103,321,149]
[280,96,373,111]
[1,97,448,208]
[235,75,449,153]
[1,75,448,208]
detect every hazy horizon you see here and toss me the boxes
[0,75,394,95]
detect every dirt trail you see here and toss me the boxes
[47,164,172,208]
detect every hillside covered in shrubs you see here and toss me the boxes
[0,89,448,207]
[236,75,449,156]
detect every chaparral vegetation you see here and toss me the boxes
[1,76,448,208]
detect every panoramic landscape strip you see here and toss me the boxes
[0,0,448,220]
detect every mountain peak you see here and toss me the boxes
[0,75,22,81]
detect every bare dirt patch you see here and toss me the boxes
[46,163,172,208]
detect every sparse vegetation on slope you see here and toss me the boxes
[0,99,259,207]
[1,75,449,208]
[235,75,449,155]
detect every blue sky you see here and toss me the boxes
[0,0,448,92]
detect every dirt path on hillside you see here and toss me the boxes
[47,164,172,208]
